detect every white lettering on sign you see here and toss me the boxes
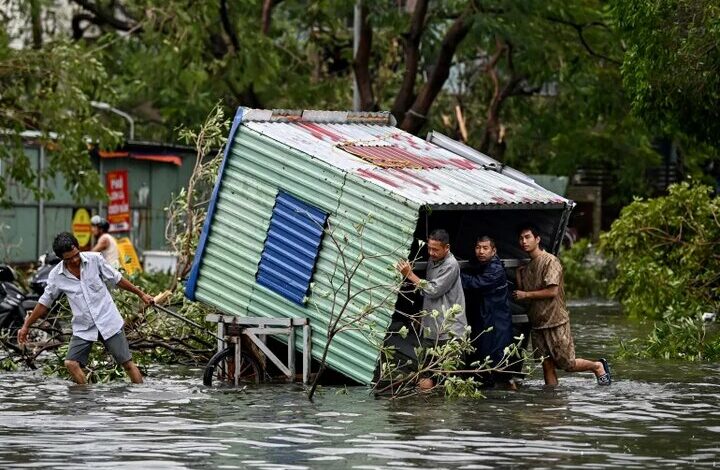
[109,190,126,201]
[108,204,129,215]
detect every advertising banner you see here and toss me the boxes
[106,170,130,232]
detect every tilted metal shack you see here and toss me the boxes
[186,108,572,385]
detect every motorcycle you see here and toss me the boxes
[0,266,39,356]
[0,253,65,356]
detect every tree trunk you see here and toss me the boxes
[400,11,474,135]
[479,41,524,161]
[391,0,429,122]
[353,5,376,111]
[30,0,42,49]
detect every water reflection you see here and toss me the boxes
[0,307,718,468]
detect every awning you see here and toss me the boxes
[99,151,182,166]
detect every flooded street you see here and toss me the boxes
[1,305,719,469]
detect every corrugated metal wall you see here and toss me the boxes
[0,144,195,264]
[192,126,419,384]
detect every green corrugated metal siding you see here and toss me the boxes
[0,143,196,263]
[194,126,419,384]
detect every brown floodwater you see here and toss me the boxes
[0,303,719,468]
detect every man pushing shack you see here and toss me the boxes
[397,229,468,342]
[18,232,154,384]
[397,229,468,388]
[513,225,611,386]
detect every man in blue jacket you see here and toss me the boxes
[461,236,515,387]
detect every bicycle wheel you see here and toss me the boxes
[203,346,262,386]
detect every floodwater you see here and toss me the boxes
[1,304,719,469]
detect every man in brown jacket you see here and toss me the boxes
[513,226,611,386]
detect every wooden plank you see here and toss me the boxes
[288,325,296,381]
[303,324,311,385]
[205,314,306,326]
[244,331,291,377]
[243,327,291,335]
[233,337,242,387]
[216,321,225,354]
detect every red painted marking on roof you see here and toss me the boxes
[342,145,444,169]
[447,158,477,170]
[392,133,422,150]
[492,196,508,204]
[356,168,401,188]
[395,169,441,191]
[501,187,517,195]
[298,122,343,142]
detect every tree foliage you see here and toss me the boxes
[601,182,720,319]
[0,36,120,204]
[610,0,720,148]
[1,0,674,207]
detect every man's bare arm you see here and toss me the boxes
[91,236,109,253]
[17,303,49,344]
[513,285,559,300]
[117,278,154,305]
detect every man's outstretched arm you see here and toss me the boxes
[18,303,49,344]
[117,278,155,305]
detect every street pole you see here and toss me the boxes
[90,101,135,141]
[37,145,44,259]
[352,0,362,112]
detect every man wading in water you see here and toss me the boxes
[18,232,154,384]
[513,226,611,386]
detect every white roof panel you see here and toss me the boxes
[241,110,569,208]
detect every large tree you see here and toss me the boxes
[611,0,720,148]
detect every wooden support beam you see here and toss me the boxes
[303,324,311,385]
[288,327,296,381]
[244,331,291,377]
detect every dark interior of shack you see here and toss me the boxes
[378,205,570,377]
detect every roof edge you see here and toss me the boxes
[185,106,246,301]
[241,108,396,126]
[426,202,572,211]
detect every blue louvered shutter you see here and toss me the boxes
[256,191,328,305]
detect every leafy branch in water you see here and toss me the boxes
[601,182,720,319]
[375,305,532,399]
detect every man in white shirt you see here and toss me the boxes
[18,232,154,384]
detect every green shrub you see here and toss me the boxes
[601,182,720,320]
[602,182,720,360]
[558,239,613,299]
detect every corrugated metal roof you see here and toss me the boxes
[190,124,419,385]
[241,112,568,208]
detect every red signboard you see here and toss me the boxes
[106,170,130,232]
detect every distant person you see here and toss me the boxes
[18,232,154,384]
[91,215,120,267]
[461,236,515,388]
[397,229,468,389]
[513,225,611,386]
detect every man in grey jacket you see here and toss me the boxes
[397,229,468,342]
